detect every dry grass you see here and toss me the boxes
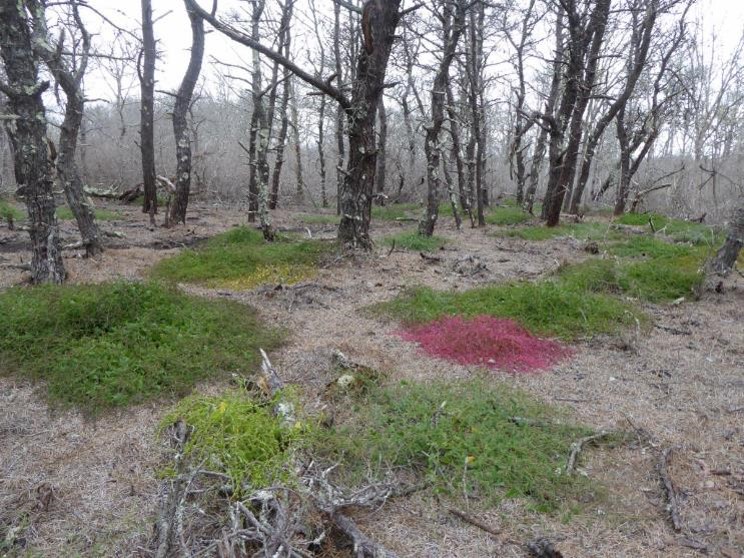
[0,205,742,557]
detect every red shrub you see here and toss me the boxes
[398,316,572,373]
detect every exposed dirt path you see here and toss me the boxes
[1,202,742,557]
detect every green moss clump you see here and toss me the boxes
[151,227,333,289]
[0,281,283,413]
[382,231,448,252]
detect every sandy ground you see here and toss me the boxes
[0,200,742,557]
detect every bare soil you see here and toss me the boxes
[1,200,742,557]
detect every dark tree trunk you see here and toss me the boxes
[140,0,157,225]
[419,0,466,236]
[337,0,402,248]
[466,1,487,226]
[445,82,471,224]
[290,81,304,198]
[333,0,345,215]
[375,96,387,205]
[169,1,204,226]
[317,92,328,207]
[0,0,65,282]
[29,0,102,256]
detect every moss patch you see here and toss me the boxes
[383,231,448,252]
[316,379,599,512]
[56,205,121,221]
[0,282,282,413]
[151,227,333,289]
[372,202,420,221]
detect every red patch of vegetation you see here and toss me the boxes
[398,316,572,373]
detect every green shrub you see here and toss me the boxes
[382,231,447,252]
[316,379,597,512]
[373,281,640,340]
[0,199,24,222]
[151,227,333,289]
[0,282,282,413]
[163,393,303,495]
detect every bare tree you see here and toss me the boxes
[140,0,157,224]
[0,0,65,282]
[168,0,205,225]
[419,0,467,237]
[30,0,103,256]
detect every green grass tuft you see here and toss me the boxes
[151,227,333,289]
[486,205,532,226]
[374,281,640,340]
[56,205,121,221]
[0,281,283,413]
[372,202,420,221]
[316,379,598,512]
[615,212,720,245]
[605,235,694,259]
[0,199,24,222]
[163,392,303,496]
[382,231,447,252]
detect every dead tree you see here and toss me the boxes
[139,0,158,224]
[567,0,667,215]
[542,0,612,227]
[709,206,743,276]
[168,0,205,226]
[29,0,103,256]
[186,0,407,248]
[0,0,65,283]
[419,0,467,237]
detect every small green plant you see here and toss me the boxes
[316,379,597,512]
[151,227,333,289]
[373,280,640,340]
[372,202,420,221]
[382,230,447,252]
[0,281,283,413]
[163,393,303,495]
[486,205,532,226]
[56,205,121,221]
[0,199,24,223]
[615,212,720,245]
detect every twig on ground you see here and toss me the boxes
[566,431,614,475]
[660,446,683,531]
[448,507,501,538]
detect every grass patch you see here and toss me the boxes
[374,280,639,340]
[606,235,694,259]
[372,202,420,221]
[615,212,720,245]
[56,205,120,221]
[316,379,597,512]
[0,281,282,413]
[486,205,532,226]
[299,213,339,225]
[0,199,24,223]
[382,230,447,252]
[163,392,303,496]
[151,226,333,289]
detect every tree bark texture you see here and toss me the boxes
[0,0,65,282]
[140,0,157,223]
[168,1,205,225]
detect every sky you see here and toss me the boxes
[78,0,744,99]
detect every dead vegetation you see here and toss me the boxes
[0,201,742,557]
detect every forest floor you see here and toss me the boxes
[0,199,742,558]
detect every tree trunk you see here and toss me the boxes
[0,0,65,282]
[337,0,402,248]
[140,0,157,225]
[333,0,345,215]
[169,1,205,226]
[709,206,743,275]
[290,81,304,198]
[29,0,102,256]
[419,0,466,236]
[375,96,387,205]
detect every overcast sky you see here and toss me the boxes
[80,0,744,98]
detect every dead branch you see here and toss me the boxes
[419,251,442,263]
[566,431,613,475]
[659,446,682,531]
[332,511,399,558]
[448,507,501,538]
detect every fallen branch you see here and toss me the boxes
[566,431,614,475]
[419,251,442,263]
[659,446,682,531]
[448,507,501,538]
[332,511,399,558]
